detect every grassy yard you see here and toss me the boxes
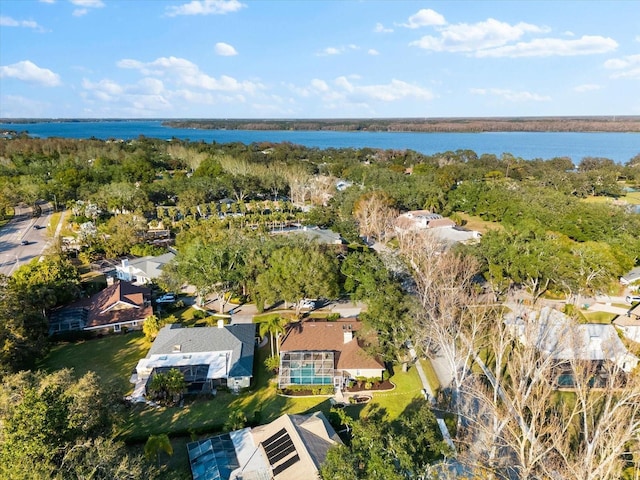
[40,332,150,394]
[580,310,617,324]
[456,212,504,234]
[420,359,441,393]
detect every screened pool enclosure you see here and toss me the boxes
[278,351,337,388]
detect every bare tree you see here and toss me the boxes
[399,232,484,428]
[353,190,398,243]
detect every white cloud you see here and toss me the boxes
[0,60,61,86]
[400,8,446,29]
[476,35,618,58]
[0,95,52,117]
[214,42,238,56]
[117,55,263,93]
[70,0,103,15]
[374,22,393,33]
[297,76,434,106]
[470,87,550,102]
[317,47,342,56]
[410,18,544,53]
[368,49,380,56]
[166,0,245,17]
[0,16,43,30]
[604,54,640,79]
[574,84,602,93]
[316,45,360,56]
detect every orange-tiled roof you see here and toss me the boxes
[69,281,152,328]
[280,320,383,370]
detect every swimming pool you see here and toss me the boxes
[288,364,332,385]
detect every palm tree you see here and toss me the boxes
[259,315,286,357]
[144,434,173,467]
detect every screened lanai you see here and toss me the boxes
[278,351,335,389]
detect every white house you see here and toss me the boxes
[115,251,176,285]
[131,322,255,401]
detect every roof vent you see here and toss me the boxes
[172,344,181,352]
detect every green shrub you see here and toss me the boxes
[326,313,341,321]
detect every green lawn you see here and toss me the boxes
[40,332,150,394]
[580,310,617,324]
[420,359,441,393]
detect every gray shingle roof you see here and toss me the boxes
[149,323,256,378]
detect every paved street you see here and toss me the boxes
[0,203,56,276]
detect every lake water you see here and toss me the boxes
[1,120,639,163]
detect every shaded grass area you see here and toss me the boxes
[420,359,441,392]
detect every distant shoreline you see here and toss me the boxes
[2,117,640,133]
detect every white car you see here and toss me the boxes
[156,293,177,304]
[626,295,640,304]
[293,299,316,310]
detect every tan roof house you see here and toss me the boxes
[278,319,384,389]
[394,210,480,245]
[187,411,341,480]
[49,280,152,335]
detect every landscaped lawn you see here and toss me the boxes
[40,332,150,394]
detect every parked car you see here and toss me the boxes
[33,225,44,229]
[156,293,177,304]
[626,295,640,304]
[20,240,29,245]
[298,299,316,310]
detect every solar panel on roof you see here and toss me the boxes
[272,454,300,476]
[261,428,300,475]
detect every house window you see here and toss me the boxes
[132,321,138,327]
[114,324,121,332]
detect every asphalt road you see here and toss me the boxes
[0,203,55,276]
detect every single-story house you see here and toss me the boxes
[49,280,152,335]
[187,411,341,480]
[394,210,480,245]
[613,302,640,343]
[505,306,638,373]
[620,266,640,288]
[131,322,255,400]
[115,251,176,285]
[278,319,385,389]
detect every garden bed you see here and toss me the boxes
[344,379,394,392]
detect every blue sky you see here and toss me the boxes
[1,0,639,118]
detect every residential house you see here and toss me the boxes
[620,266,640,288]
[115,251,176,285]
[505,306,638,374]
[49,280,152,335]
[278,319,385,389]
[187,411,341,480]
[394,210,480,245]
[131,322,256,400]
[613,302,640,343]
